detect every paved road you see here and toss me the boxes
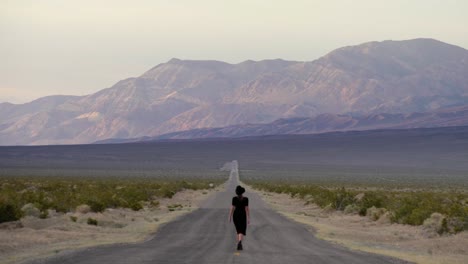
[32,162,407,264]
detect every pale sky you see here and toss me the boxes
[1,0,467,103]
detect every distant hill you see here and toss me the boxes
[95,105,468,143]
[1,38,468,145]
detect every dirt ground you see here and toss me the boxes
[251,189,468,264]
[0,185,222,264]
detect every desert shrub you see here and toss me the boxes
[39,210,48,219]
[0,203,21,223]
[377,211,393,224]
[366,206,387,221]
[129,202,143,211]
[344,204,360,214]
[424,213,461,236]
[312,189,335,208]
[51,205,68,213]
[389,192,452,226]
[332,187,355,210]
[87,200,106,213]
[423,213,447,235]
[70,216,78,222]
[158,187,176,198]
[447,217,465,234]
[407,207,434,226]
[87,218,98,226]
[150,200,160,208]
[21,203,40,217]
[76,204,91,214]
[167,204,183,211]
[356,192,385,216]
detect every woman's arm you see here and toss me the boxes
[229,206,235,222]
[245,206,250,224]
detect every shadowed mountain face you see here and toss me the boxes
[1,38,468,145]
[96,105,468,143]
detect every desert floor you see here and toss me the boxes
[0,185,222,264]
[252,188,467,264]
[2,181,466,264]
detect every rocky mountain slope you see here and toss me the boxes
[95,105,468,143]
[1,38,467,145]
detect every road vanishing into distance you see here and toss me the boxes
[32,162,408,264]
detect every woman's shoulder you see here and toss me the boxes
[232,196,248,200]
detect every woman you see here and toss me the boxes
[229,185,250,250]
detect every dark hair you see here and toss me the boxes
[235,185,245,196]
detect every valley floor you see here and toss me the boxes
[2,180,466,264]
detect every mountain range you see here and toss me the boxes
[1,38,468,145]
[95,105,468,143]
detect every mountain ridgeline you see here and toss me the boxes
[1,38,468,145]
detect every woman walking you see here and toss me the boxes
[229,185,250,250]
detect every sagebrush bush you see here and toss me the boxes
[150,200,160,208]
[344,204,360,214]
[39,210,48,219]
[76,204,91,214]
[447,217,465,234]
[333,187,355,210]
[423,213,447,235]
[129,202,143,211]
[366,206,387,221]
[87,200,106,213]
[87,217,98,226]
[167,204,183,211]
[21,203,40,217]
[0,203,21,223]
[357,192,384,216]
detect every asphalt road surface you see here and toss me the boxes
[32,163,408,264]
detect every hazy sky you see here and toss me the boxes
[2,0,468,103]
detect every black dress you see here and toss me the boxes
[232,196,249,235]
